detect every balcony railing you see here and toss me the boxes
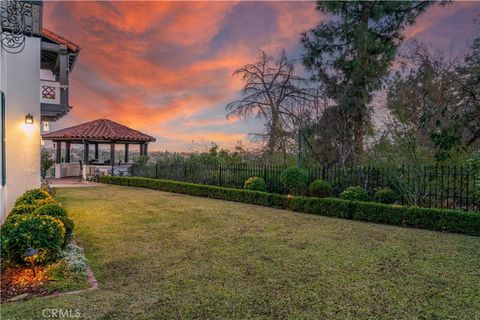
[40,80,60,105]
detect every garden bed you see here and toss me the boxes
[1,266,52,301]
[0,186,91,303]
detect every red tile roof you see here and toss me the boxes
[42,28,80,53]
[42,119,156,143]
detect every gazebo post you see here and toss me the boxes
[110,143,115,165]
[144,143,148,156]
[83,142,89,164]
[124,144,129,163]
[94,143,99,160]
[55,141,62,163]
[139,143,144,156]
[65,142,71,163]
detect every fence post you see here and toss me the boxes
[219,165,223,186]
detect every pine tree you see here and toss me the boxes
[302,1,436,161]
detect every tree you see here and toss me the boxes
[386,39,480,160]
[301,1,435,161]
[226,49,312,163]
[40,149,54,179]
[445,36,480,149]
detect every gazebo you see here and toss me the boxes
[42,119,156,178]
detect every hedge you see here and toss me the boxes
[99,176,480,236]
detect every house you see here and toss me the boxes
[0,0,80,222]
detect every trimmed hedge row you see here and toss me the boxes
[99,176,480,236]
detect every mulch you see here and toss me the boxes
[1,267,55,302]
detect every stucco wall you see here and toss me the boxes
[0,36,41,222]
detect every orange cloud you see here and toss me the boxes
[43,1,478,151]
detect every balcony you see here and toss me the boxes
[40,79,71,121]
[40,80,60,104]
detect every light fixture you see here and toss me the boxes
[25,113,34,125]
[22,247,38,277]
[42,121,50,132]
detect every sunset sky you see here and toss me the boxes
[43,1,480,152]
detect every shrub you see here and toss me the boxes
[14,188,51,206]
[308,180,332,198]
[100,176,480,236]
[340,186,369,202]
[34,196,59,208]
[8,204,37,217]
[374,187,399,204]
[1,214,65,265]
[33,204,74,246]
[280,167,309,195]
[286,196,480,236]
[244,177,267,192]
[100,176,286,208]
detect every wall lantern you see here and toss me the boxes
[25,113,33,124]
[42,121,49,131]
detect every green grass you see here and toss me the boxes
[2,185,479,319]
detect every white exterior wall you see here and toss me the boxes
[0,36,41,223]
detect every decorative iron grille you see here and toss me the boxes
[42,85,56,99]
[0,0,33,54]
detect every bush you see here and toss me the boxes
[34,197,59,208]
[308,180,332,198]
[244,177,267,192]
[340,186,369,202]
[286,196,480,236]
[8,204,37,217]
[100,176,286,208]
[374,187,399,204]
[33,204,74,246]
[280,167,309,195]
[1,214,65,265]
[14,189,51,206]
[100,176,480,236]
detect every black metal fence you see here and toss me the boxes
[132,162,480,212]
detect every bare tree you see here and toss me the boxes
[226,49,312,163]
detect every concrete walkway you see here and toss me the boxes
[46,177,102,188]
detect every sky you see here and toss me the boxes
[43,1,480,152]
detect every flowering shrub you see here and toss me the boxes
[244,177,267,192]
[0,214,65,265]
[9,204,37,216]
[59,244,88,279]
[14,189,52,207]
[33,204,74,246]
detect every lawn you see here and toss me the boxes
[2,185,479,319]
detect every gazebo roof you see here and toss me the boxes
[42,119,156,143]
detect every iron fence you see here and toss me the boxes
[132,162,479,212]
